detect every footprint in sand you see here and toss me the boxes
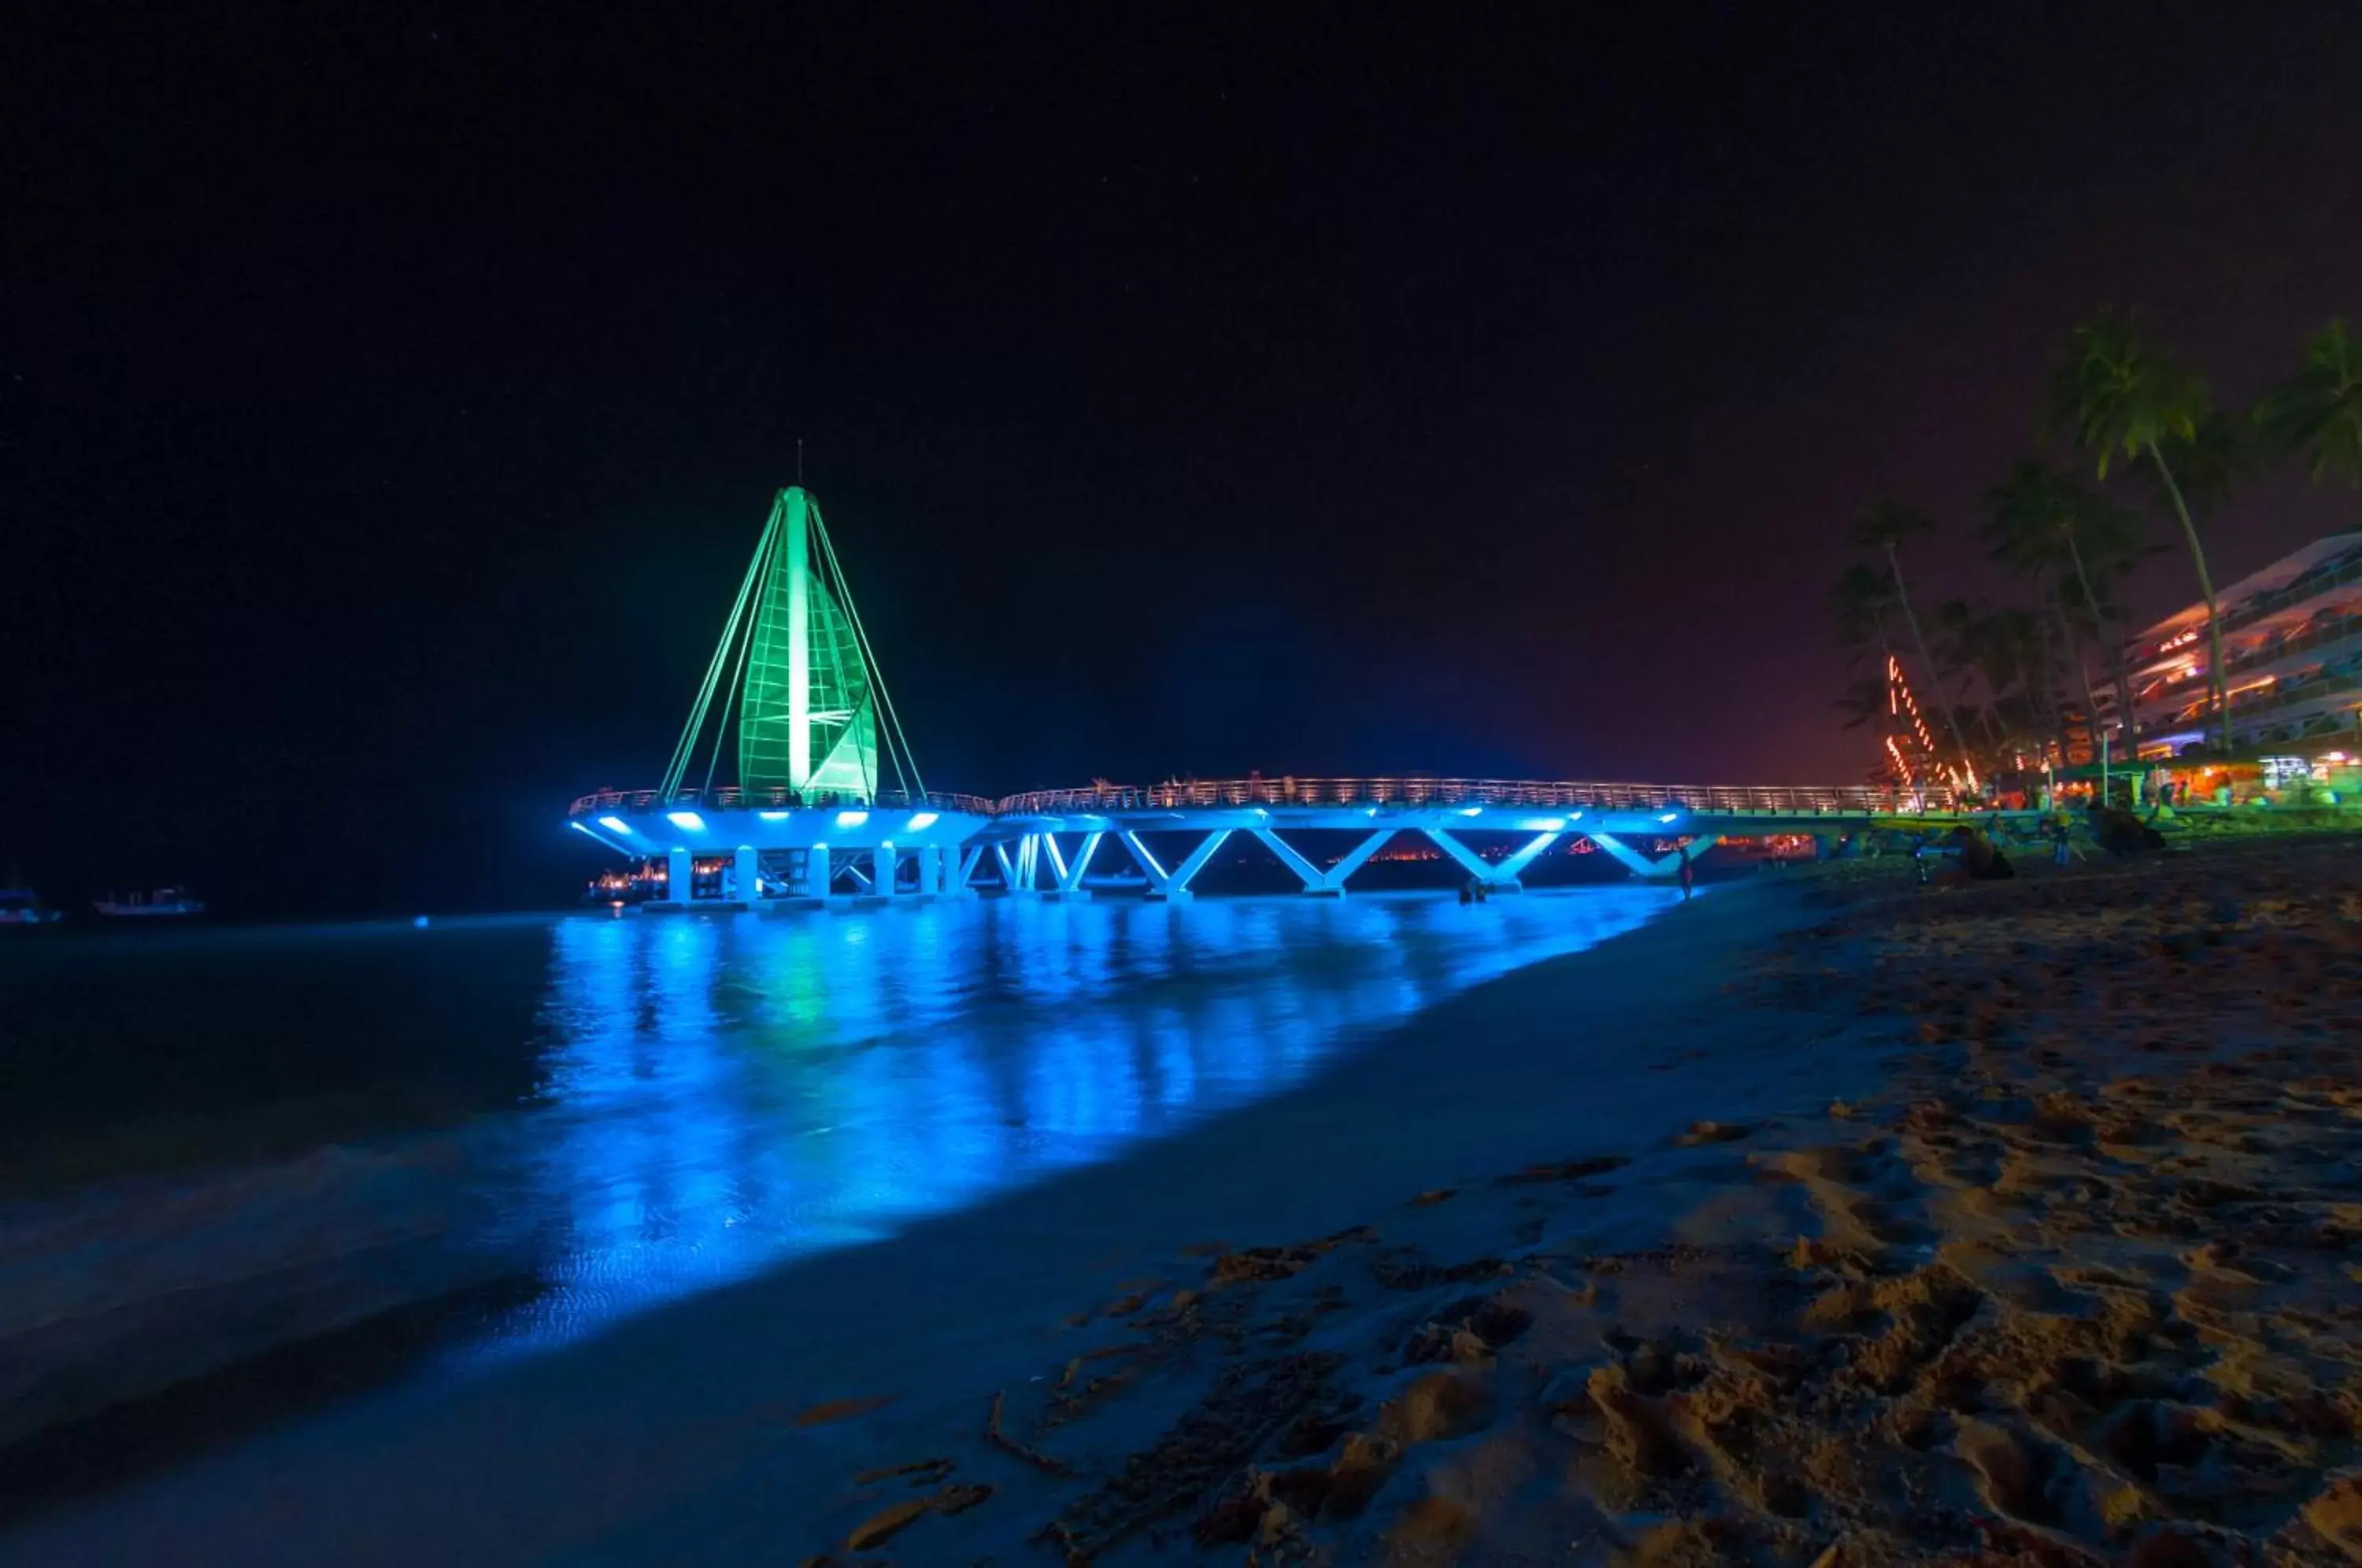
[1679,1119,1754,1146]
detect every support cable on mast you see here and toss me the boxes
[813,508,927,801]
[662,497,777,801]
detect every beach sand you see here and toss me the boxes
[4,841,2357,1566]
[771,840,2362,1566]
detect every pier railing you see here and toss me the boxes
[991,778,1931,816]
[568,786,1001,819]
[575,778,1946,823]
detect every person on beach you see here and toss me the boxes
[1931,826,2015,886]
[1678,845,1694,900]
[2087,803,2165,860]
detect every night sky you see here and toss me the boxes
[9,6,2360,914]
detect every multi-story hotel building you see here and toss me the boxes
[2100,531,2362,758]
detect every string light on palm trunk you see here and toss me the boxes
[1883,654,1978,799]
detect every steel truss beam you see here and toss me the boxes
[568,821,636,859]
[1154,829,1231,900]
[1116,830,1171,892]
[1058,831,1102,893]
[1494,830,1563,881]
[1320,828,1394,891]
[1241,826,1409,896]
[1247,827,1324,890]
[1586,832,1720,879]
[1425,828,1523,887]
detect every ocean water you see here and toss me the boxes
[0,888,1672,1463]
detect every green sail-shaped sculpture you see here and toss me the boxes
[736,486,879,798]
[658,484,918,808]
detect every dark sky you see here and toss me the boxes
[8,4,2360,912]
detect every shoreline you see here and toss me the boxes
[0,884,1683,1499]
[0,876,1864,1565]
[17,844,2352,1564]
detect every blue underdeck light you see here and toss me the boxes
[906,812,939,830]
[757,810,791,821]
[598,815,631,834]
[667,811,706,830]
[835,809,868,828]
[1459,806,1483,817]
[1657,811,1679,823]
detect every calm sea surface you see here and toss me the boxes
[0,889,1671,1470]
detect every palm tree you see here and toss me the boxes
[1848,501,1978,775]
[1834,672,1891,732]
[2153,410,2256,527]
[2256,318,2362,487]
[1827,563,1899,669]
[1931,597,2007,747]
[2048,311,2231,752]
[2042,578,2108,757]
[1979,460,2146,741]
[1976,605,2064,756]
[2027,608,2089,764]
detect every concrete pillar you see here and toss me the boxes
[733,845,759,905]
[808,844,830,898]
[666,848,692,904]
[873,843,898,897]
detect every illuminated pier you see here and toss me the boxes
[568,487,1944,904]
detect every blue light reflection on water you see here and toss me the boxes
[461,888,1672,1362]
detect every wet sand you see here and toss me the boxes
[7,842,2359,1565]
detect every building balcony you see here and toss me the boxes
[2138,659,2362,752]
[2127,542,2362,678]
[2118,608,2362,725]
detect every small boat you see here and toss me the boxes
[0,889,63,926]
[93,887,206,919]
